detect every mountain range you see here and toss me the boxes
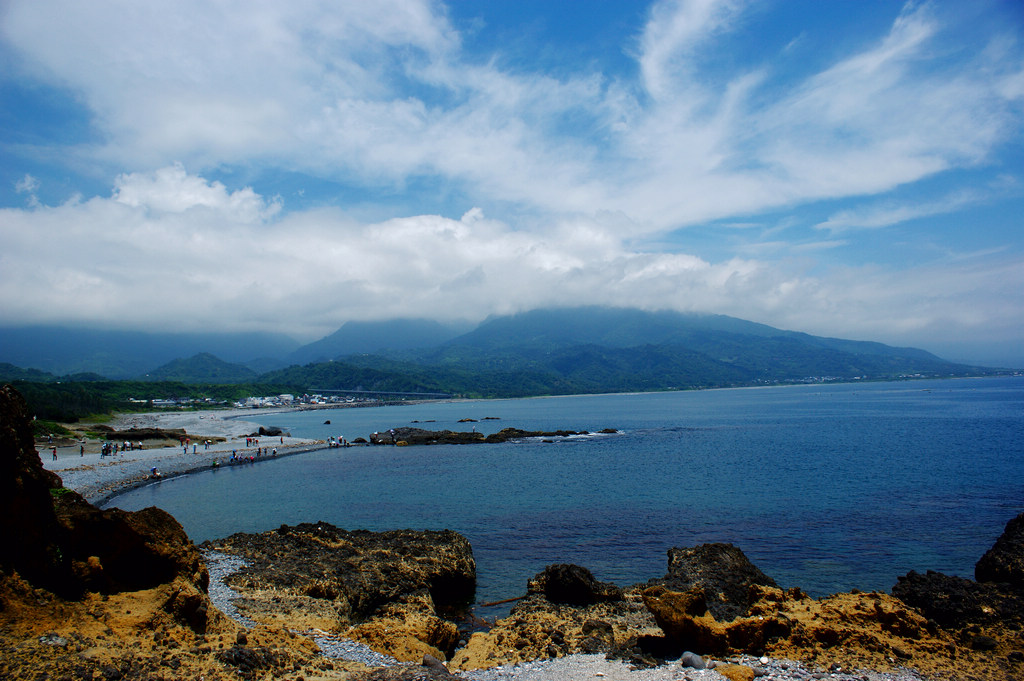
[0,307,1002,398]
[0,326,299,379]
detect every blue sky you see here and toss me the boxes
[0,0,1022,366]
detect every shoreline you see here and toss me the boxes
[42,405,332,505]
[42,374,1017,508]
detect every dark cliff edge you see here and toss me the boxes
[0,384,207,600]
[0,384,339,680]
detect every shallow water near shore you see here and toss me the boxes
[107,376,1024,615]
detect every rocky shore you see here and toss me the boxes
[3,384,1024,680]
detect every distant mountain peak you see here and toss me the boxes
[142,352,257,383]
[288,317,471,364]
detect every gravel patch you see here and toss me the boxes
[456,654,930,681]
[203,550,256,627]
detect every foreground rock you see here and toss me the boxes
[647,543,778,621]
[203,523,477,662]
[449,535,1024,680]
[0,385,340,680]
[451,564,656,671]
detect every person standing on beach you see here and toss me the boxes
[80,442,84,457]
[51,446,57,460]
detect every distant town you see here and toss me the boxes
[131,390,448,410]
[118,371,1016,412]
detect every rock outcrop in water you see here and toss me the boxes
[368,426,594,446]
[527,563,624,606]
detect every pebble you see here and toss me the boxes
[39,633,68,647]
[680,651,706,669]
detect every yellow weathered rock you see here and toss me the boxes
[713,663,755,681]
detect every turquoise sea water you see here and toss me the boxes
[106,376,1024,611]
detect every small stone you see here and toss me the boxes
[680,651,706,669]
[971,634,998,651]
[422,654,451,676]
[39,633,68,647]
[759,656,769,665]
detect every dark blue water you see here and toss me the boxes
[106,377,1024,611]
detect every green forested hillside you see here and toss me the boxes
[143,353,258,383]
[2,307,999,420]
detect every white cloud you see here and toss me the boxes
[14,174,40,207]
[14,174,40,195]
[815,190,985,233]
[112,164,280,222]
[637,0,746,102]
[2,0,1020,232]
[0,167,1020,359]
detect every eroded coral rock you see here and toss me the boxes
[347,591,460,662]
[643,580,956,673]
[0,384,69,593]
[648,543,777,621]
[450,563,659,671]
[204,523,476,661]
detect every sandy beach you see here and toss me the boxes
[41,407,327,505]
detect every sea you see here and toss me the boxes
[105,376,1024,615]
